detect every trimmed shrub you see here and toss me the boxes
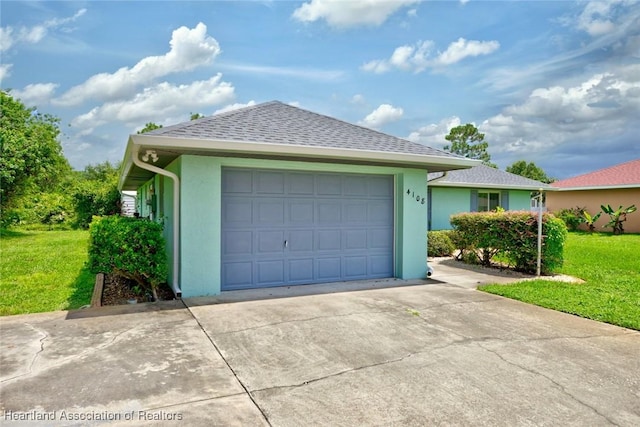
[555,207,584,231]
[88,216,168,299]
[427,231,455,257]
[450,211,568,274]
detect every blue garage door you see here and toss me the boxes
[221,168,394,290]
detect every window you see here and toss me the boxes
[477,191,500,212]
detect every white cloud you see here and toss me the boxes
[11,83,59,107]
[361,38,498,73]
[71,74,235,132]
[292,0,420,28]
[351,94,366,104]
[0,64,12,81]
[0,8,86,52]
[576,0,624,36]
[434,38,500,66]
[481,64,640,160]
[55,22,220,106]
[406,116,461,147]
[214,100,257,115]
[361,59,391,74]
[359,104,404,129]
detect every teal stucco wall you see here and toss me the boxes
[152,155,431,297]
[429,187,470,230]
[508,190,532,211]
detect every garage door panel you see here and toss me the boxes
[317,201,341,223]
[369,176,394,197]
[223,169,253,193]
[369,228,393,249]
[257,171,285,194]
[224,199,252,224]
[289,258,314,282]
[223,262,253,287]
[344,175,368,196]
[289,200,314,224]
[316,258,341,280]
[345,256,367,278]
[317,174,342,195]
[370,255,393,275]
[223,231,253,255]
[317,229,341,251]
[289,173,314,195]
[257,260,284,285]
[255,200,285,225]
[345,202,367,223]
[345,229,367,250]
[257,230,285,254]
[368,201,393,223]
[222,169,393,290]
[288,230,313,252]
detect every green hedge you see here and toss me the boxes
[450,211,567,274]
[88,216,168,299]
[427,231,455,257]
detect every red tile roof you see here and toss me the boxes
[552,158,640,189]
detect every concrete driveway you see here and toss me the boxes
[2,265,639,426]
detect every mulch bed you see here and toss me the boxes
[101,274,176,306]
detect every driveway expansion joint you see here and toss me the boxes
[476,341,621,426]
[184,303,273,427]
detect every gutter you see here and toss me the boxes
[131,134,480,171]
[131,145,182,298]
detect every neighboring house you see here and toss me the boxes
[546,159,640,233]
[118,101,477,297]
[427,164,552,230]
[120,191,136,217]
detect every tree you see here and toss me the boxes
[137,122,163,134]
[190,112,204,120]
[444,124,495,167]
[0,91,69,210]
[72,161,122,229]
[506,160,554,183]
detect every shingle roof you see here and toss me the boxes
[146,100,462,159]
[428,164,552,190]
[551,159,640,189]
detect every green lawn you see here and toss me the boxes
[479,232,640,330]
[0,229,94,316]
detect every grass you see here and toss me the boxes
[479,232,640,330]
[0,229,94,316]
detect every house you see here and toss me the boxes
[546,159,640,233]
[427,164,553,230]
[118,101,478,297]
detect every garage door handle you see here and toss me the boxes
[284,240,288,248]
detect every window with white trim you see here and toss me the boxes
[477,191,501,212]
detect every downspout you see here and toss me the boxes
[131,145,181,298]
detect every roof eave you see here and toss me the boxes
[552,184,640,191]
[120,134,480,189]
[118,137,135,191]
[428,181,555,191]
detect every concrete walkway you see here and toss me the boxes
[1,263,639,426]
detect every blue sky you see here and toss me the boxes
[1,0,639,179]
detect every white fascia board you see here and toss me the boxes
[552,184,640,191]
[428,181,556,191]
[118,138,136,191]
[130,134,480,169]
